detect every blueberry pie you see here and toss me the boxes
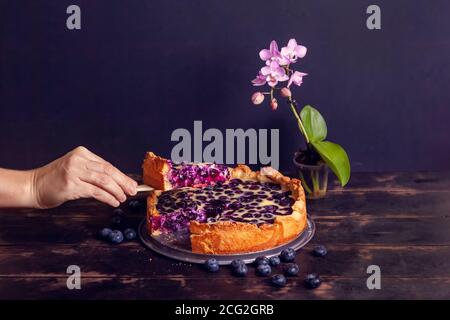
[142,152,307,254]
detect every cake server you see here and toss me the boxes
[136,184,155,192]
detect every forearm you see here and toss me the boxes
[0,147,137,209]
[0,168,37,208]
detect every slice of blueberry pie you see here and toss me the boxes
[143,152,231,191]
[143,152,307,254]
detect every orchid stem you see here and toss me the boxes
[288,98,310,144]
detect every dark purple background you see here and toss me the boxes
[1,0,449,174]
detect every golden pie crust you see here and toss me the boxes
[143,153,307,254]
[142,152,173,191]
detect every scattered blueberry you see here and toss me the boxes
[280,248,296,262]
[124,228,137,240]
[233,263,248,277]
[254,256,270,266]
[313,245,328,257]
[112,208,124,216]
[99,227,112,239]
[256,264,272,276]
[269,256,281,267]
[305,273,321,289]
[128,200,141,210]
[205,258,220,272]
[283,263,299,276]
[111,215,124,228]
[231,259,245,270]
[109,230,124,244]
[271,274,287,287]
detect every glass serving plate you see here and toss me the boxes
[139,217,315,265]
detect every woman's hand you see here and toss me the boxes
[29,146,137,208]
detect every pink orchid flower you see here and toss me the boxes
[259,40,288,66]
[251,71,267,86]
[287,71,308,88]
[281,39,307,64]
[253,61,289,87]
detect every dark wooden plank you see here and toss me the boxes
[312,216,450,245]
[1,276,449,299]
[326,171,450,192]
[0,213,144,245]
[308,191,450,218]
[1,244,449,278]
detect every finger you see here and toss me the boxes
[79,182,120,207]
[79,171,127,203]
[85,160,137,196]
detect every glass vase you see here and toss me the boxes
[293,153,329,199]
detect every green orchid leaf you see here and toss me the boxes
[311,140,351,186]
[300,105,327,142]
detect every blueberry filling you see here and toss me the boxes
[153,179,294,232]
[168,161,231,188]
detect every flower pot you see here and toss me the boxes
[293,152,329,199]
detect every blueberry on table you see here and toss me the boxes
[233,264,248,277]
[256,264,272,276]
[112,208,124,216]
[312,245,328,257]
[124,228,137,240]
[205,258,220,272]
[283,263,299,276]
[269,256,281,267]
[271,274,287,287]
[99,227,112,239]
[305,273,322,289]
[254,256,270,266]
[231,259,245,270]
[280,248,296,262]
[109,230,124,244]
[128,200,141,210]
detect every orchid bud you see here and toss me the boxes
[251,92,265,105]
[270,98,278,111]
[280,87,292,98]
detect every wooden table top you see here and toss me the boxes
[1,172,449,300]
